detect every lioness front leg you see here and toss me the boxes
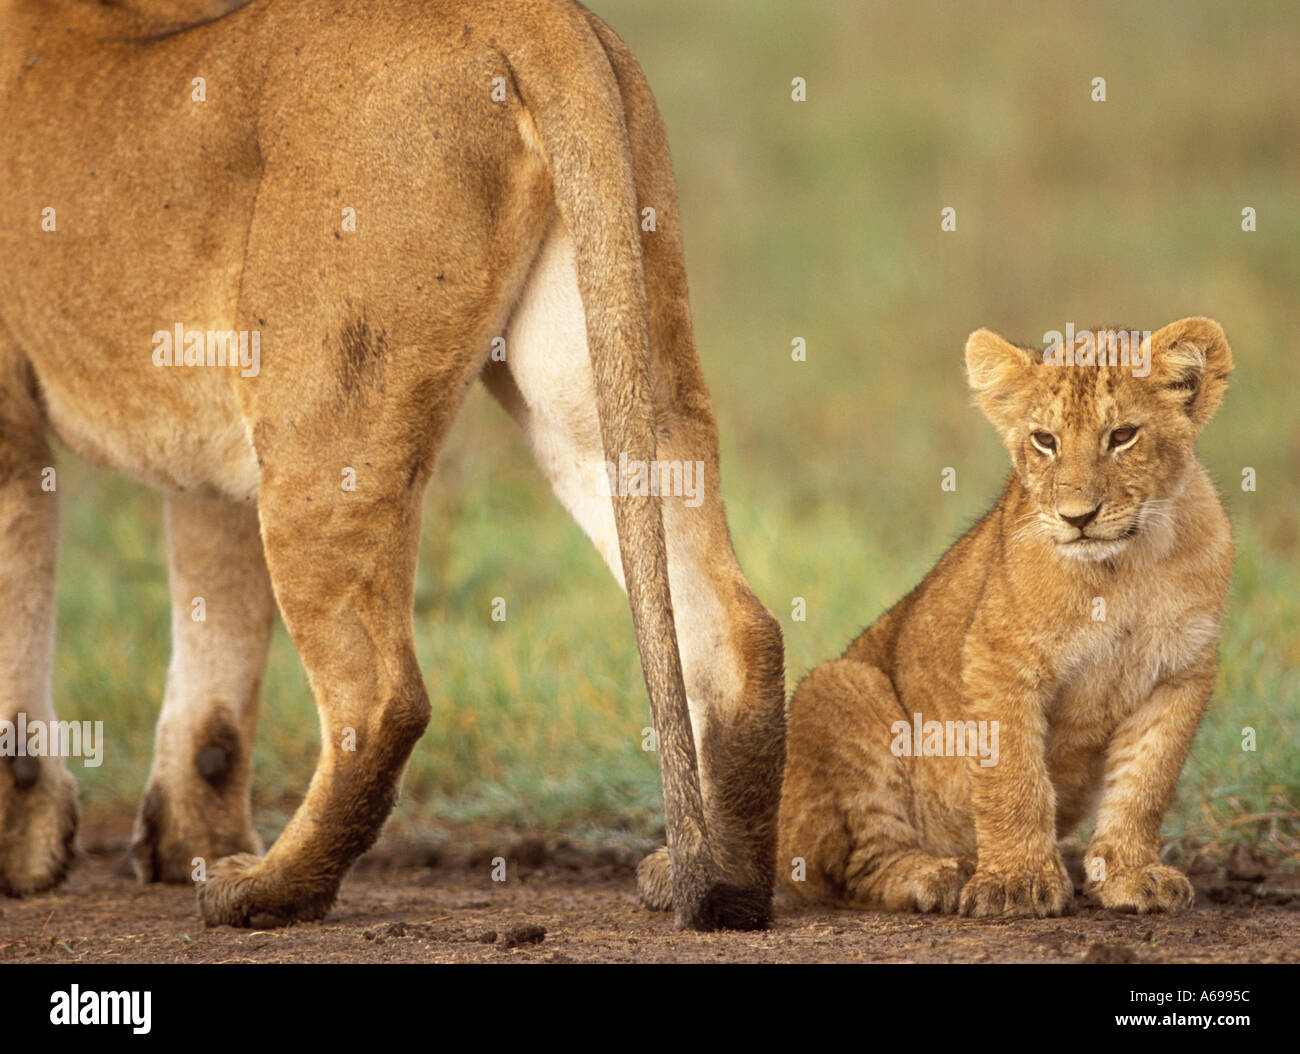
[131,492,274,883]
[1083,667,1213,914]
[0,343,77,895]
[959,651,1071,918]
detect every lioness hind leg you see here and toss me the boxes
[0,342,78,895]
[193,289,491,924]
[485,221,785,929]
[779,660,973,913]
[644,464,786,926]
[191,79,549,923]
[131,492,273,883]
[196,414,434,926]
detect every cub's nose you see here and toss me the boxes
[1059,503,1102,529]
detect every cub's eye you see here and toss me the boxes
[1109,425,1138,449]
[1029,431,1057,454]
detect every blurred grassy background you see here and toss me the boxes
[60,0,1298,856]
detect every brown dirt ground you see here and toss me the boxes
[2,834,1298,964]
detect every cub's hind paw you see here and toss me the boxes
[636,846,673,911]
[861,853,975,913]
[897,855,974,914]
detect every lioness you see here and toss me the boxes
[0,0,785,930]
[779,318,1232,917]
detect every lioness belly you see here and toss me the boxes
[1,32,262,498]
[14,248,261,499]
[37,359,260,500]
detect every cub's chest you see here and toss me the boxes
[1051,587,1219,721]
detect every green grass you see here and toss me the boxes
[53,0,1300,854]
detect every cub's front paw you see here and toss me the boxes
[959,857,1072,918]
[1086,861,1193,914]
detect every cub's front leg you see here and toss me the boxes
[958,647,1072,918]
[1083,665,1214,915]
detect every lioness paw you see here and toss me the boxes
[959,858,1072,918]
[196,852,266,927]
[129,781,263,885]
[635,846,772,930]
[196,852,340,928]
[1087,862,1194,914]
[0,757,79,897]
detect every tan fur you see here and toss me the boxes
[779,318,1233,917]
[0,0,784,930]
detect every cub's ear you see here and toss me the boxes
[1145,317,1233,427]
[964,328,1039,430]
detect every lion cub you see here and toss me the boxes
[779,318,1233,917]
